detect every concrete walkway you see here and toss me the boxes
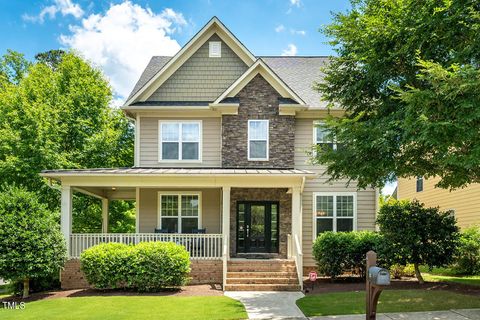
[311,309,480,320]
[224,291,306,319]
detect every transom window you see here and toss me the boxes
[159,193,201,233]
[159,121,202,161]
[314,121,337,150]
[313,193,356,238]
[248,120,269,160]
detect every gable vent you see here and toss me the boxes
[209,41,222,58]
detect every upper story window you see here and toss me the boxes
[314,121,336,150]
[159,121,202,162]
[313,192,356,238]
[209,41,222,57]
[416,176,423,192]
[248,120,269,161]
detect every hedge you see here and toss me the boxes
[80,242,190,291]
[312,231,384,279]
[454,226,480,275]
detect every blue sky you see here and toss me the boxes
[0,0,397,193]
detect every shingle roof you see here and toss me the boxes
[125,56,330,108]
[126,56,171,102]
[261,56,329,107]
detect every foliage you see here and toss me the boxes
[0,186,67,297]
[453,226,480,275]
[377,200,459,283]
[0,49,135,230]
[312,231,383,279]
[0,296,248,320]
[296,290,480,317]
[81,242,190,291]
[389,264,415,279]
[313,0,480,190]
[11,272,61,296]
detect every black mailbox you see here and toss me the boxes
[368,266,390,286]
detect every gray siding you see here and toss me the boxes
[139,117,221,167]
[147,34,248,102]
[138,188,221,233]
[294,118,376,267]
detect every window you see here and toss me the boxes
[416,176,423,192]
[314,121,337,150]
[159,121,202,161]
[209,41,221,57]
[159,192,201,233]
[248,120,269,160]
[313,193,356,238]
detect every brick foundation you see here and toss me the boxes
[189,260,223,284]
[60,258,223,289]
[61,259,90,290]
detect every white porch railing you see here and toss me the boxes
[70,233,223,260]
[288,233,303,290]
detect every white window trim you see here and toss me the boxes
[312,192,357,241]
[158,120,203,163]
[313,120,338,150]
[157,191,203,233]
[209,41,222,58]
[248,119,269,161]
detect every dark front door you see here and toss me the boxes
[236,201,279,254]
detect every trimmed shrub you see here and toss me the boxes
[81,241,190,291]
[454,227,480,275]
[312,231,383,279]
[390,264,415,279]
[130,242,191,291]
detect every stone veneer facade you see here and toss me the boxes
[222,74,295,168]
[229,188,292,258]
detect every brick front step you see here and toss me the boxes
[225,259,300,291]
[226,277,299,285]
[227,271,298,278]
[224,284,301,291]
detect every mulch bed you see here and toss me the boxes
[1,284,223,303]
[303,276,480,296]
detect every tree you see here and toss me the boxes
[0,186,67,298]
[377,200,459,283]
[0,50,135,231]
[313,0,480,190]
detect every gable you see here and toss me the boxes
[146,34,248,102]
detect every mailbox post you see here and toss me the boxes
[366,251,390,320]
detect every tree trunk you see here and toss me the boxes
[414,263,424,284]
[22,278,29,299]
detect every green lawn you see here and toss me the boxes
[296,290,480,317]
[419,266,480,286]
[0,296,247,320]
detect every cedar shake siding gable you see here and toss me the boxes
[222,74,295,168]
[146,34,249,102]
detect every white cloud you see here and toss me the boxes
[281,44,297,56]
[23,0,84,23]
[275,24,285,33]
[60,1,185,100]
[291,29,306,36]
[382,181,397,196]
[290,0,301,7]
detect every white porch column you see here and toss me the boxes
[101,198,109,233]
[61,185,72,257]
[135,187,140,233]
[222,186,231,254]
[291,186,302,240]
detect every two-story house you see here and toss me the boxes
[42,17,377,291]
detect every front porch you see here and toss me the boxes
[42,168,313,290]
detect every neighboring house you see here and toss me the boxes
[398,177,480,229]
[41,17,377,291]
